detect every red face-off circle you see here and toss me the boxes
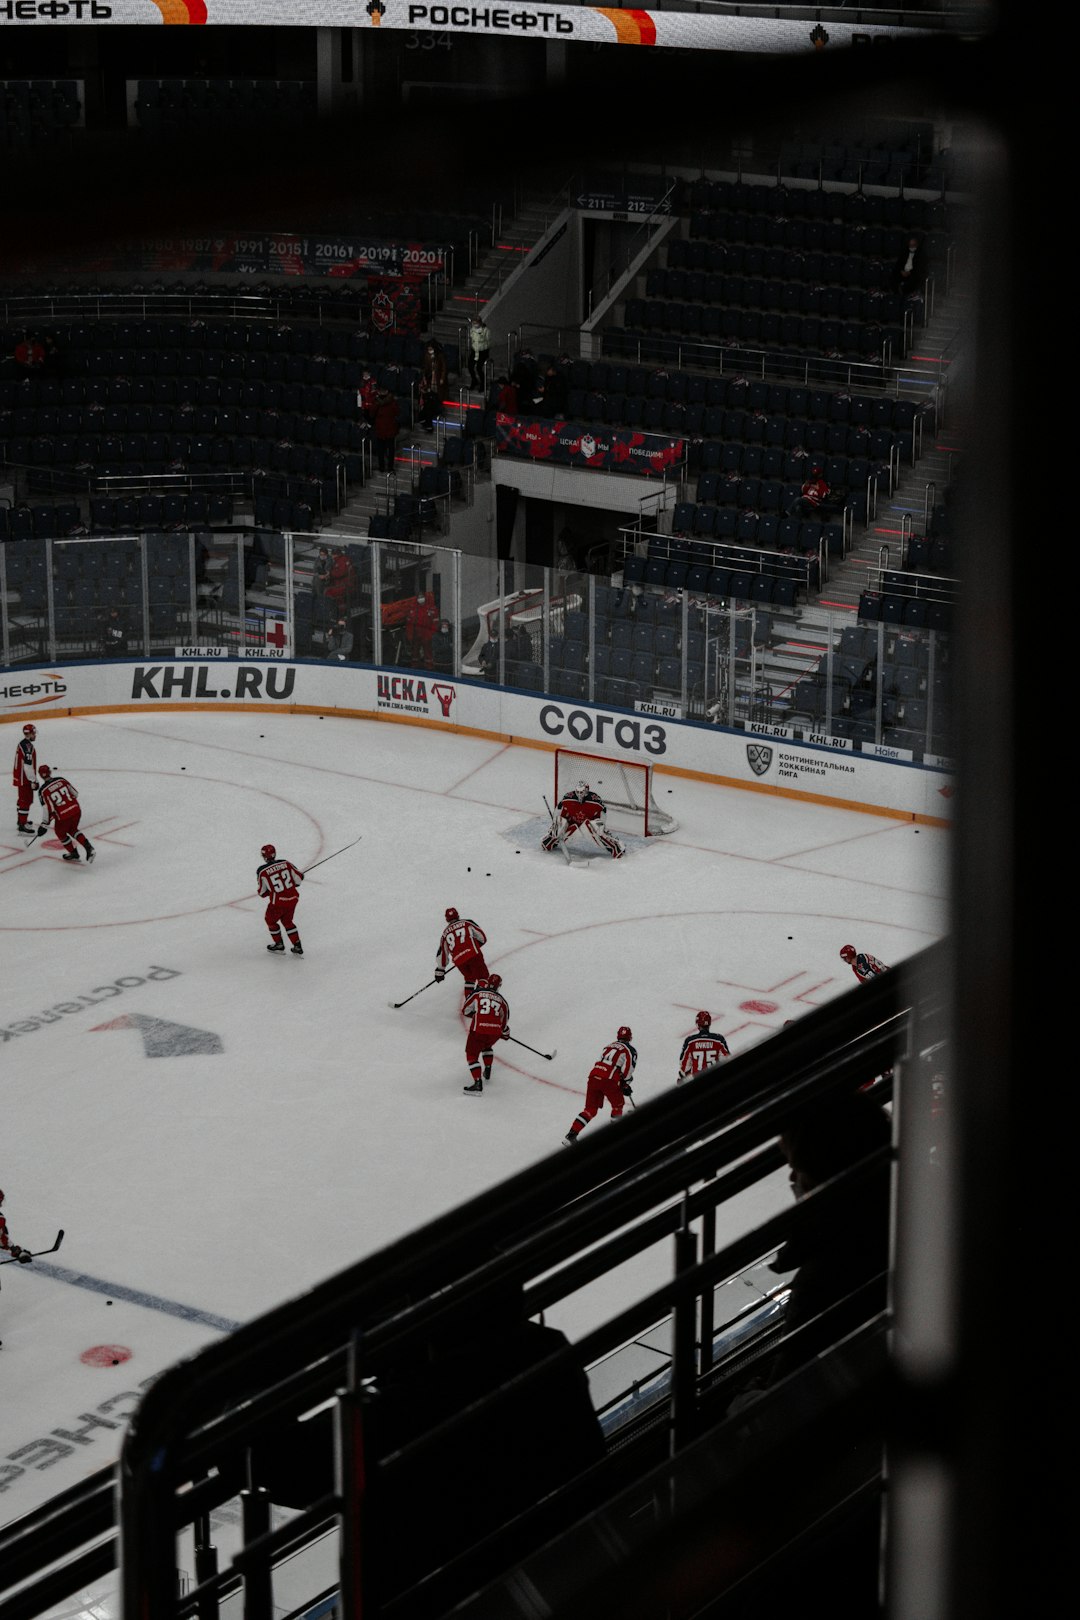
[80,1344,132,1367]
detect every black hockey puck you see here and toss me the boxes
[788,936,793,940]
[486,873,491,877]
[181,766,186,770]
[467,866,471,871]
[106,1300,112,1305]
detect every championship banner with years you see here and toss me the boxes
[495,413,684,478]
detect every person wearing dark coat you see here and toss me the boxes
[541,364,569,418]
[893,233,929,299]
[477,631,501,682]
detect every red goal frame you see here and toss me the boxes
[553,747,678,837]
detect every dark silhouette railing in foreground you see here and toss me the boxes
[0,946,948,1620]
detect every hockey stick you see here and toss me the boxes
[303,835,362,876]
[388,977,439,1010]
[542,795,572,866]
[0,1229,64,1265]
[505,1035,557,1061]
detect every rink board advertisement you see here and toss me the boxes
[2,660,955,825]
[0,4,934,50]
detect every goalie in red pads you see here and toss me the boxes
[462,974,510,1095]
[258,844,304,955]
[543,781,625,859]
[435,908,490,995]
[563,1026,637,1144]
[677,1011,730,1083]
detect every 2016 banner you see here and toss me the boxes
[495,414,685,478]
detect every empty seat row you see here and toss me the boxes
[619,314,902,362]
[88,493,234,532]
[678,183,952,229]
[634,283,906,322]
[665,229,931,278]
[3,371,397,413]
[859,591,954,633]
[513,364,924,430]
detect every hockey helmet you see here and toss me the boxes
[261,844,276,861]
[473,977,489,990]
[617,1025,632,1042]
[488,973,502,991]
[38,764,51,780]
[22,723,36,739]
[577,779,591,793]
[696,1010,712,1030]
[839,944,857,962]
[445,907,460,922]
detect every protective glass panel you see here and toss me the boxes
[379,536,455,675]
[299,536,372,665]
[1,535,50,667]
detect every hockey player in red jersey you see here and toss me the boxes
[34,766,95,862]
[839,945,889,983]
[257,844,304,955]
[677,1010,731,1083]
[563,1026,637,1144]
[461,973,510,1095]
[435,907,490,995]
[543,781,624,858]
[13,723,38,834]
[0,1189,28,1263]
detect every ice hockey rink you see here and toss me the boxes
[0,708,949,1532]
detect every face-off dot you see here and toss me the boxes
[80,1345,133,1367]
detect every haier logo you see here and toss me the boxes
[131,666,296,701]
[538,704,666,756]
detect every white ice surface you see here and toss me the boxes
[0,711,949,1529]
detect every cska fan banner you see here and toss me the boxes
[495,415,684,479]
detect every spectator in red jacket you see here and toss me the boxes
[404,592,440,668]
[324,548,357,610]
[787,465,834,521]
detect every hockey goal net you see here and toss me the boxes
[554,748,678,837]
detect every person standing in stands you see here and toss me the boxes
[467,314,492,392]
[431,617,455,673]
[372,387,400,475]
[404,592,440,669]
[541,364,569,419]
[419,341,448,431]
